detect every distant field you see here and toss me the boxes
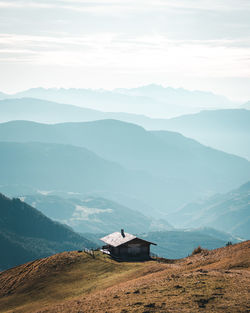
[0,241,249,313]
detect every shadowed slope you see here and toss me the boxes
[0,193,94,270]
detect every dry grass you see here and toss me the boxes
[0,251,164,313]
[0,241,249,313]
[191,245,208,255]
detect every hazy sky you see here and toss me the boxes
[0,0,250,101]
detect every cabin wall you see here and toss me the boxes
[112,242,150,259]
[105,238,153,259]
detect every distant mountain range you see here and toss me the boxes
[155,109,250,160]
[0,140,177,216]
[0,98,249,159]
[0,98,108,124]
[141,228,239,258]
[0,85,237,117]
[19,194,173,233]
[0,120,249,216]
[169,182,250,239]
[0,193,95,270]
[115,84,235,108]
[0,97,159,125]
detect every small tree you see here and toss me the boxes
[226,241,232,246]
[192,245,203,255]
[191,245,209,255]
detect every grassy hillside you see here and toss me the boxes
[0,251,153,313]
[0,193,94,270]
[0,241,249,313]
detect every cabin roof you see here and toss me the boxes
[100,231,156,247]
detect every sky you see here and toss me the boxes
[0,0,250,101]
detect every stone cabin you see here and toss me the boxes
[100,229,156,260]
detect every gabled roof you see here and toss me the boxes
[100,231,156,247]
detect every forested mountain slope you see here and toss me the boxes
[0,193,94,270]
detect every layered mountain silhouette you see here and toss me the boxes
[0,120,249,216]
[20,195,173,233]
[0,141,175,215]
[0,85,237,117]
[0,97,155,125]
[169,182,250,239]
[0,193,94,270]
[0,98,248,159]
[156,109,250,160]
[115,84,234,108]
[0,98,107,123]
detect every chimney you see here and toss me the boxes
[121,229,125,237]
